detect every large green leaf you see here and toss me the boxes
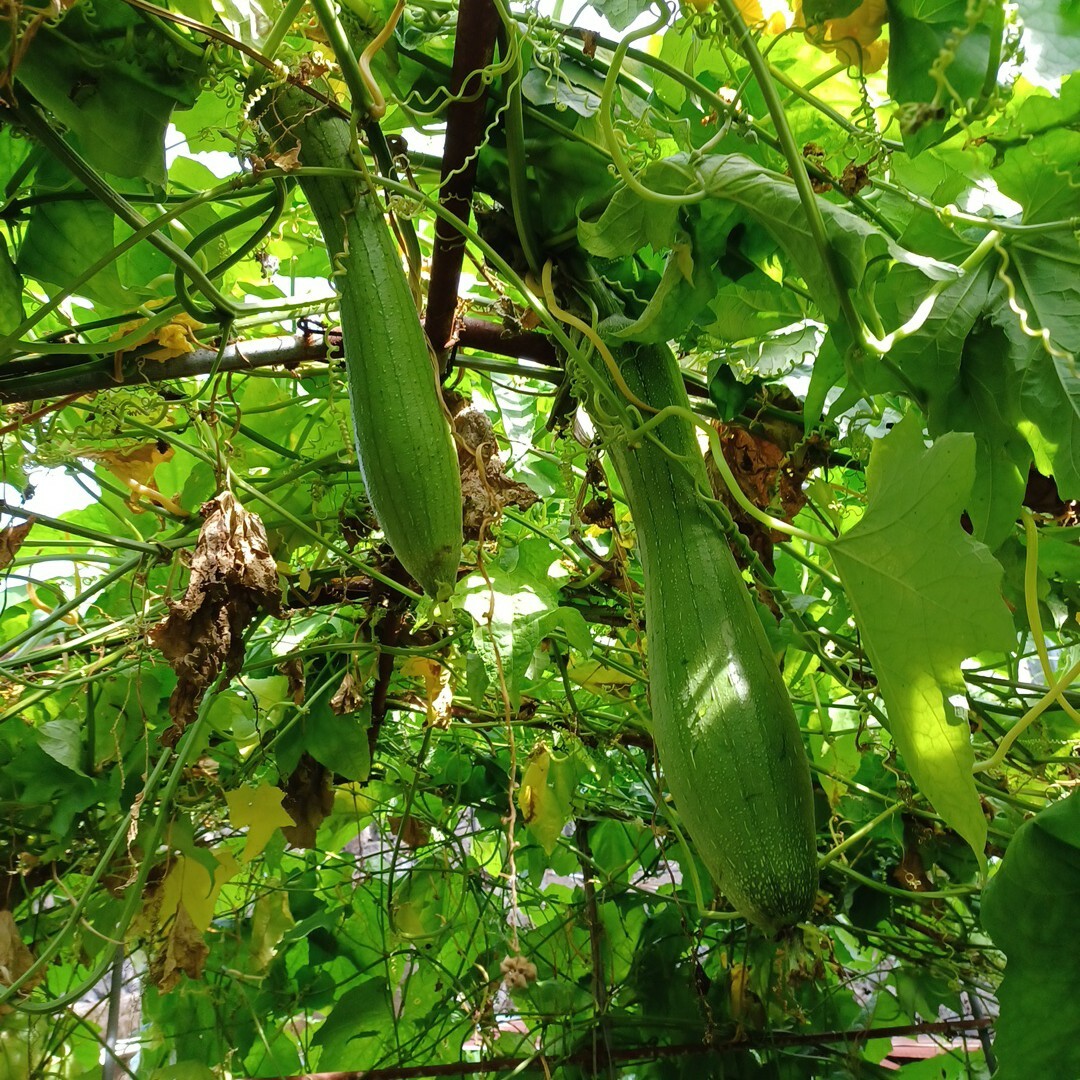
[311,978,395,1071]
[14,0,203,184]
[1018,0,1080,86]
[886,0,1002,153]
[0,234,24,336]
[930,324,1032,550]
[878,263,993,405]
[15,155,170,309]
[990,240,1080,497]
[831,416,1014,857]
[982,791,1080,1080]
[686,153,950,323]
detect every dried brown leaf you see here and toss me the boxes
[330,671,366,715]
[0,910,41,1009]
[152,903,209,992]
[0,519,33,570]
[388,814,432,849]
[281,754,334,849]
[279,656,306,706]
[149,492,281,745]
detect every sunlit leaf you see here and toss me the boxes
[225,784,296,863]
[831,416,1014,858]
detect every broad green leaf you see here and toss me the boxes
[536,606,594,656]
[994,129,1080,224]
[982,791,1080,1080]
[611,245,719,343]
[707,321,824,383]
[706,283,805,341]
[248,890,295,973]
[17,158,131,309]
[461,541,561,709]
[521,62,603,118]
[14,0,202,184]
[886,0,1002,153]
[148,1065,217,1080]
[303,703,372,782]
[310,979,394,1071]
[657,152,950,323]
[225,784,296,863]
[586,0,653,30]
[930,324,1031,550]
[34,718,87,776]
[830,416,1014,858]
[879,263,993,405]
[0,234,23,336]
[990,247,1080,496]
[578,186,679,259]
[1018,0,1080,86]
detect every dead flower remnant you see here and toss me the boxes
[150,492,281,745]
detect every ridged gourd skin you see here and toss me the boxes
[601,336,819,932]
[258,87,462,600]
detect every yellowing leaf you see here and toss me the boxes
[567,659,637,692]
[794,0,889,73]
[155,851,240,933]
[226,784,296,863]
[402,656,454,728]
[249,890,294,973]
[517,743,588,855]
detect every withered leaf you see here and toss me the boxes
[453,405,539,539]
[150,492,281,745]
[0,519,33,570]
[330,670,365,715]
[0,910,41,1008]
[706,421,815,577]
[281,753,334,849]
[152,903,209,992]
[279,656,305,706]
[388,814,431,849]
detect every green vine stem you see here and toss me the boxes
[818,801,904,868]
[310,0,377,117]
[972,658,1080,774]
[597,5,706,207]
[1021,509,1080,726]
[489,0,543,274]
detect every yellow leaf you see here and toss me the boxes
[402,656,454,728]
[226,784,296,863]
[249,891,294,973]
[567,659,637,692]
[516,743,585,855]
[156,850,241,933]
